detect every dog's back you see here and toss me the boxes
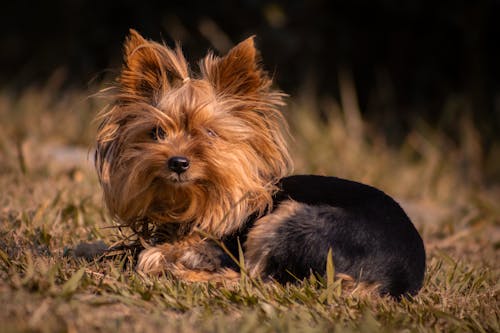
[226,175,426,298]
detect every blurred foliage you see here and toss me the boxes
[1,0,499,179]
[0,3,498,330]
[0,86,499,332]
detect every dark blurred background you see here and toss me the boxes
[1,0,499,166]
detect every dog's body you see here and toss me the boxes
[95,30,425,298]
[223,175,425,297]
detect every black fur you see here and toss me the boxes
[223,175,426,298]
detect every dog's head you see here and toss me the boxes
[95,30,292,237]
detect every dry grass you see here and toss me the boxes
[0,85,498,332]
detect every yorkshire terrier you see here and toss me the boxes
[95,29,425,297]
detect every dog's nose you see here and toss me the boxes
[168,156,190,174]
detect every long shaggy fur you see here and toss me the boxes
[96,29,292,238]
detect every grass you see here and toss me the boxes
[0,84,498,332]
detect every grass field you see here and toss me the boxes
[0,86,498,332]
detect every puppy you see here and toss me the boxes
[95,29,425,297]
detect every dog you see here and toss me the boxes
[95,29,426,298]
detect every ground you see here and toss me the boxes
[0,86,498,332]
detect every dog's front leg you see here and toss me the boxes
[136,235,239,282]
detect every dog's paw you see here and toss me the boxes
[178,248,221,272]
[136,239,225,278]
[136,247,167,274]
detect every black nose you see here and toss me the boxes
[168,156,190,174]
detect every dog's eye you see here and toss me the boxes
[151,127,167,141]
[206,129,217,138]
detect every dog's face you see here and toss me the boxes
[95,30,292,237]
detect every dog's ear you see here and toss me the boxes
[119,29,164,103]
[118,29,188,104]
[201,36,272,96]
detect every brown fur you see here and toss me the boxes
[336,273,381,296]
[245,200,303,278]
[136,234,240,282]
[95,30,292,279]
